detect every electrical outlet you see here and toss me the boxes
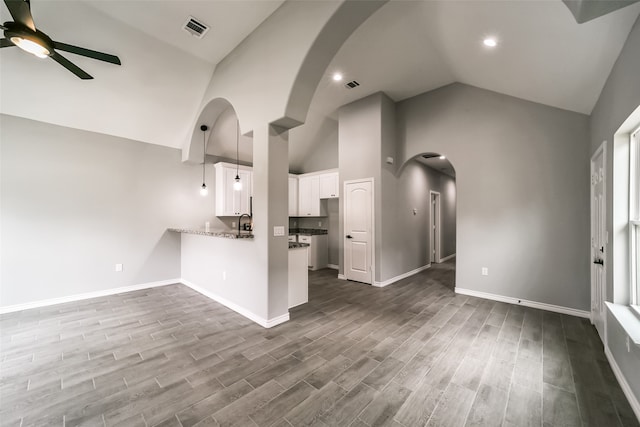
[231,222,236,228]
[115,264,123,272]
[318,221,322,227]
[481,267,488,276]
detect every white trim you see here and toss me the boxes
[338,274,347,280]
[429,190,441,264]
[590,140,607,344]
[180,279,289,328]
[438,253,456,263]
[373,264,431,288]
[0,279,179,314]
[606,302,640,346]
[605,346,640,422]
[327,264,339,270]
[454,287,590,318]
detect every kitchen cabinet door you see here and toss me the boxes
[319,172,339,198]
[298,234,328,270]
[215,164,252,216]
[298,176,320,216]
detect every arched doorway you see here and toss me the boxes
[414,152,457,289]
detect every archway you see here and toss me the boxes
[403,152,457,289]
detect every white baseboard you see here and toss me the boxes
[373,264,431,288]
[327,264,339,270]
[338,274,347,280]
[180,279,289,329]
[454,287,591,319]
[438,253,456,263]
[605,346,640,422]
[0,279,179,314]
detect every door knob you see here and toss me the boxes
[346,235,353,239]
[593,259,604,265]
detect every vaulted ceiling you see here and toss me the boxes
[2,0,639,168]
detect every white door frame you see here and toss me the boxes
[343,177,375,284]
[430,191,441,264]
[590,140,607,343]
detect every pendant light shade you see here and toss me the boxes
[200,125,208,196]
[234,119,242,192]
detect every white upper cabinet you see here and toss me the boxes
[319,172,339,199]
[292,169,338,217]
[215,163,252,216]
[298,175,320,216]
[288,176,298,217]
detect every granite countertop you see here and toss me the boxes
[168,228,254,239]
[290,228,328,236]
[289,242,310,249]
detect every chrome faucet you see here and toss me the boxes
[238,213,252,234]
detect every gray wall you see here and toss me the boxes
[397,83,591,310]
[1,114,216,307]
[291,118,339,174]
[589,15,640,409]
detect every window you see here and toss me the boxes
[631,127,640,310]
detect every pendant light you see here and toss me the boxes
[200,125,208,196]
[233,119,242,191]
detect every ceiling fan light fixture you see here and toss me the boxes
[10,35,49,58]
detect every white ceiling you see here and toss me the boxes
[288,0,640,170]
[0,0,283,148]
[1,0,639,166]
[80,1,284,65]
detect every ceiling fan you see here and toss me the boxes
[0,0,120,79]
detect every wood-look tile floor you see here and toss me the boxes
[1,261,638,427]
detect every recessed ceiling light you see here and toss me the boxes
[439,155,446,159]
[332,72,343,81]
[483,38,497,48]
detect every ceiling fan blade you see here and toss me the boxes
[53,41,121,65]
[50,51,93,80]
[1,38,15,48]
[4,0,35,31]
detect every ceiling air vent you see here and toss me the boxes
[183,16,210,39]
[344,80,360,89]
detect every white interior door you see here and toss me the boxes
[344,179,373,284]
[590,141,606,341]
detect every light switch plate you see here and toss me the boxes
[274,226,285,236]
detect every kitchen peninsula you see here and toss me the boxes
[169,227,308,327]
